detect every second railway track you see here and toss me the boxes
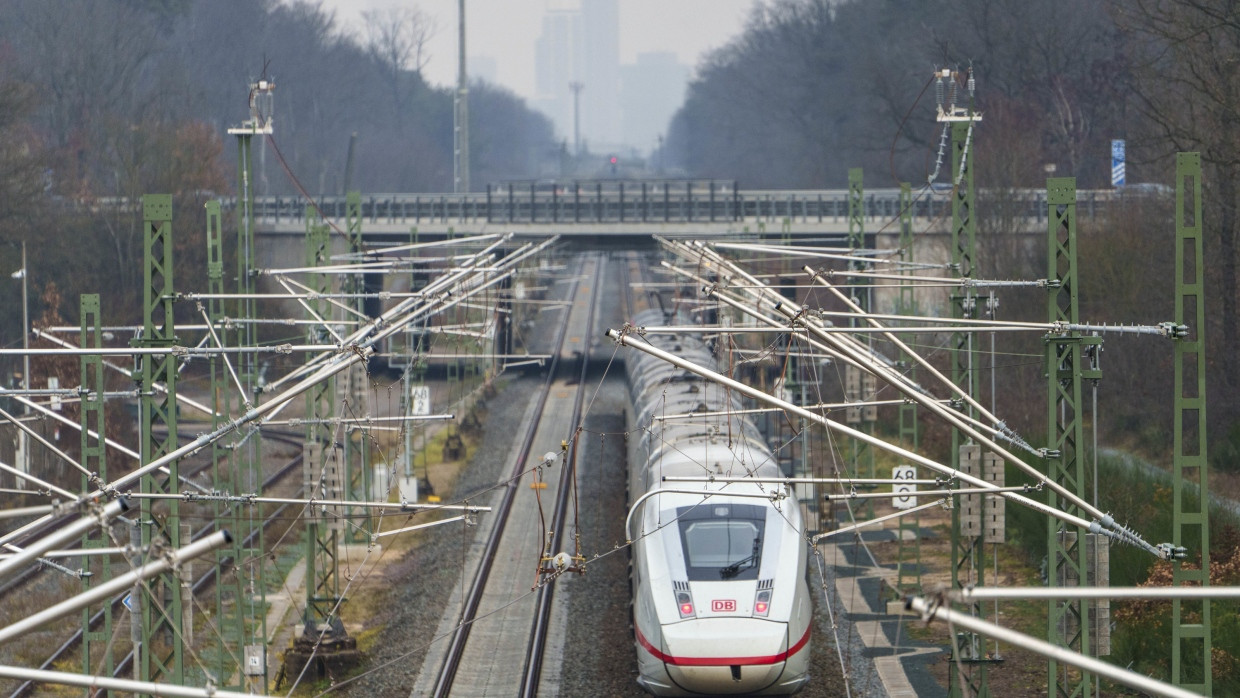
[420,252,605,697]
[5,427,307,697]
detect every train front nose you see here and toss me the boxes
[662,618,790,695]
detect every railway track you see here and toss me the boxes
[519,253,603,695]
[6,428,307,697]
[425,252,604,697]
[0,427,235,601]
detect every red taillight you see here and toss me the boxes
[754,589,772,617]
[676,590,695,618]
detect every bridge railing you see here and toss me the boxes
[251,184,1121,227]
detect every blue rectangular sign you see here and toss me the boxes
[1112,139,1126,187]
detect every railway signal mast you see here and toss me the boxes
[223,78,275,691]
[935,65,998,698]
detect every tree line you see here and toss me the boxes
[667,0,1240,468]
[0,0,555,363]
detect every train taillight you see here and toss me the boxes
[676,590,695,618]
[754,589,772,617]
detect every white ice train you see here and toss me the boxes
[624,309,812,696]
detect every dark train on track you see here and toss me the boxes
[624,308,812,695]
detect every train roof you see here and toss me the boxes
[642,436,782,480]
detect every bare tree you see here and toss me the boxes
[5,0,163,152]
[361,6,436,125]
[0,77,44,223]
[1112,0,1240,400]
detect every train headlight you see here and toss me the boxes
[754,589,772,617]
[676,590,695,618]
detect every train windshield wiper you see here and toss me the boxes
[719,536,761,580]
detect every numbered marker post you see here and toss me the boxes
[892,464,917,509]
[411,384,431,416]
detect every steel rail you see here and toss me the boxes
[431,253,578,698]
[8,431,305,698]
[520,252,603,696]
[0,423,253,601]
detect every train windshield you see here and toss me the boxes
[675,503,767,581]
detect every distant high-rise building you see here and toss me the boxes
[534,6,583,144]
[621,52,689,156]
[532,0,620,152]
[580,0,620,149]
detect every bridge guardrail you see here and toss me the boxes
[248,184,1121,227]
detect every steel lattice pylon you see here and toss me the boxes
[343,191,372,540]
[135,194,184,690]
[845,168,876,519]
[1044,177,1096,698]
[79,293,114,690]
[231,130,269,691]
[203,199,267,690]
[1172,152,1211,693]
[895,182,921,593]
[303,209,342,630]
[947,120,991,698]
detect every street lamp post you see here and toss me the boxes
[454,0,470,193]
[570,81,584,158]
[10,241,28,488]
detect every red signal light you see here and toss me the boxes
[610,156,618,164]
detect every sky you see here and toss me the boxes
[319,0,756,101]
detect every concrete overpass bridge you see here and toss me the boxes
[253,178,1120,244]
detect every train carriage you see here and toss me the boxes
[625,309,812,695]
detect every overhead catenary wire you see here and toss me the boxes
[31,328,217,418]
[796,265,1039,447]
[0,344,360,357]
[677,261,1043,460]
[814,498,946,541]
[0,391,217,501]
[650,398,949,421]
[331,232,503,260]
[0,241,545,551]
[0,404,92,481]
[951,585,1240,601]
[258,234,535,397]
[124,492,490,513]
[0,498,130,582]
[665,475,952,486]
[660,246,1045,462]
[904,595,1199,698]
[0,664,263,698]
[605,326,1161,557]
[778,272,1084,512]
[272,275,352,343]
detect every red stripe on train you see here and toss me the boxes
[635,624,810,666]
